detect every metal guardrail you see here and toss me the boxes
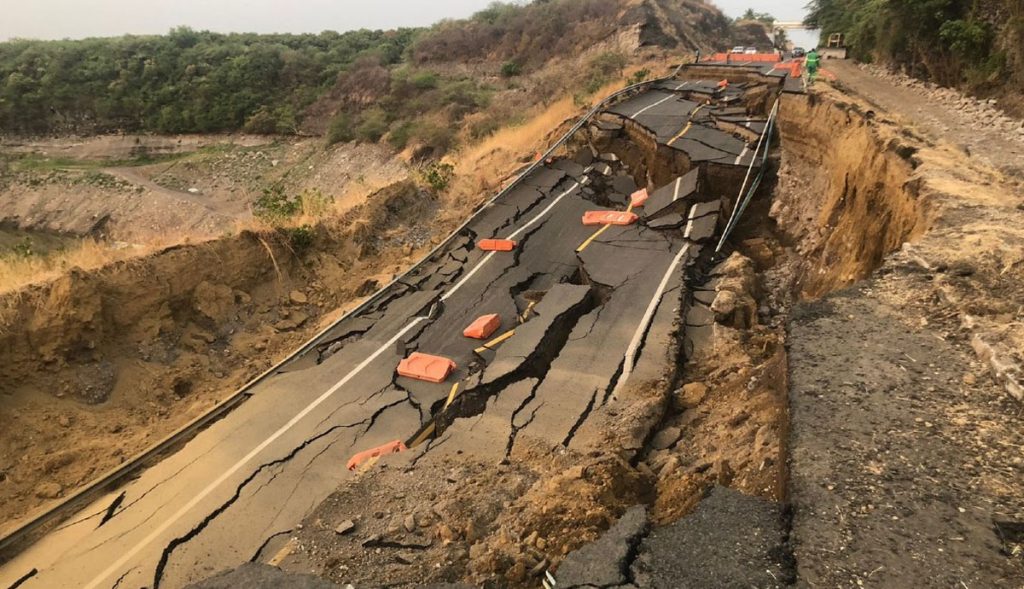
[0,60,692,560]
[716,97,780,253]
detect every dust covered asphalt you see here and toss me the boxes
[0,80,774,589]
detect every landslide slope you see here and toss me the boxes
[0,0,745,539]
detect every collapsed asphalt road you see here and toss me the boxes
[0,74,779,589]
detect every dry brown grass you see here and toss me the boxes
[0,239,147,294]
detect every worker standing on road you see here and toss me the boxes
[805,48,821,84]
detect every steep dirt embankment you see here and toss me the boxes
[773,93,929,297]
[775,87,1024,401]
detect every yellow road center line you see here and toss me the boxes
[519,301,537,324]
[267,538,298,566]
[669,104,705,145]
[475,329,516,352]
[408,422,437,449]
[576,224,613,253]
[443,382,460,409]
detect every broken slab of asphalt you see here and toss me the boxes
[554,487,791,589]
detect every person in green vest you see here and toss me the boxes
[805,48,821,84]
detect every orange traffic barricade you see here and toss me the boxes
[464,314,501,340]
[478,239,518,252]
[630,189,649,208]
[346,440,407,471]
[582,211,640,226]
[397,352,457,383]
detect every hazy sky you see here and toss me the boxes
[0,1,813,42]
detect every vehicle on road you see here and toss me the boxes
[730,46,746,54]
[744,47,758,54]
[792,47,806,58]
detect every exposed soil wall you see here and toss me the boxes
[773,93,930,298]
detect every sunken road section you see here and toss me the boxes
[0,71,783,589]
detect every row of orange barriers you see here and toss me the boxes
[705,53,782,63]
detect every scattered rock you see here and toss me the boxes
[34,482,62,499]
[675,382,708,410]
[334,519,356,535]
[57,415,71,428]
[650,427,683,451]
[193,281,235,323]
[362,534,382,547]
[355,279,379,297]
[289,290,308,305]
[403,513,417,533]
[437,523,458,544]
[274,311,309,332]
[712,460,734,485]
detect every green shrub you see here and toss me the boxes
[326,112,355,145]
[501,61,523,77]
[589,51,628,78]
[254,184,301,221]
[388,121,415,150]
[282,224,315,253]
[411,71,440,90]
[939,19,992,62]
[419,162,455,192]
[11,237,34,258]
[627,68,652,86]
[355,108,389,143]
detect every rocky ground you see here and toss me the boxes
[0,136,408,244]
[789,270,1024,588]
[839,61,1024,182]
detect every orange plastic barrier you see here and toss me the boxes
[478,239,518,252]
[773,61,803,78]
[397,352,457,383]
[718,79,729,89]
[346,440,407,471]
[630,189,649,207]
[464,314,501,340]
[582,211,640,226]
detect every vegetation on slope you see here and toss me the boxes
[0,0,736,148]
[805,0,1023,96]
[0,27,417,135]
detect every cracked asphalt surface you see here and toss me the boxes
[0,80,771,589]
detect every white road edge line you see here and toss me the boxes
[611,243,691,400]
[85,178,583,589]
[671,177,683,202]
[441,181,579,302]
[733,145,750,166]
[630,93,676,118]
[84,317,426,589]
